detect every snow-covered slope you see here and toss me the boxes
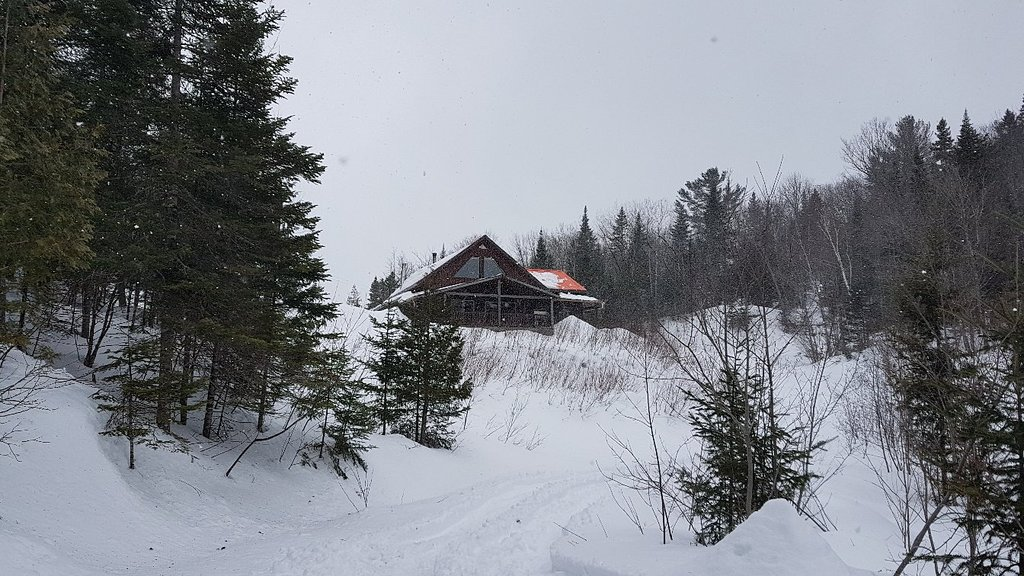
[1,308,899,575]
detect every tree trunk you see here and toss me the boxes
[80,280,92,338]
[256,357,270,432]
[0,0,11,108]
[178,337,193,425]
[157,312,174,431]
[202,346,219,439]
[17,280,28,333]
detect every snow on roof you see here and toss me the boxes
[527,269,587,292]
[375,249,465,309]
[556,292,601,303]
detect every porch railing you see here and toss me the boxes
[451,310,551,328]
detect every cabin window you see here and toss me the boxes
[482,257,502,278]
[455,257,481,279]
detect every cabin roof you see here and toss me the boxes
[378,235,549,308]
[527,269,588,293]
[375,235,603,314]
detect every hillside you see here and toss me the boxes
[2,307,898,575]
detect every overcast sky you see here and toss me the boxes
[274,1,1024,297]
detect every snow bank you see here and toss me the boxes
[552,500,873,576]
[1,306,903,575]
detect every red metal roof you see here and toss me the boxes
[527,269,587,293]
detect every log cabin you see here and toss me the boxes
[374,235,602,331]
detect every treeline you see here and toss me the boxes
[515,104,1021,347]
[521,102,1024,569]
[0,1,475,473]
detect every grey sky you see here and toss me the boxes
[275,1,1024,296]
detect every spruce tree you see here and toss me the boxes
[367,277,384,308]
[346,286,362,307]
[529,231,554,269]
[608,207,629,262]
[679,307,817,545]
[573,207,603,292]
[364,308,409,434]
[65,0,336,443]
[0,0,100,341]
[954,110,989,182]
[626,212,651,314]
[663,192,693,311]
[393,319,472,449]
[931,117,955,175]
[677,168,744,301]
[293,343,373,477]
[96,330,162,469]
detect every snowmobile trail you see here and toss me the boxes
[167,471,605,576]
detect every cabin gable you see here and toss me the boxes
[378,234,602,332]
[406,235,548,294]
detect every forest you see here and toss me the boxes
[3,0,1024,574]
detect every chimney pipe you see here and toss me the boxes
[432,252,437,263]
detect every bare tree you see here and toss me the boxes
[601,336,680,544]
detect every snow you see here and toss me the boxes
[553,500,874,576]
[379,249,463,307]
[530,270,564,290]
[0,308,906,575]
[556,292,601,303]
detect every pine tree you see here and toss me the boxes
[346,285,362,308]
[96,330,162,469]
[364,308,409,435]
[394,319,472,449]
[293,343,373,477]
[677,168,745,301]
[367,277,384,308]
[625,212,651,315]
[0,0,100,341]
[529,230,553,269]
[608,207,629,262]
[931,117,955,175]
[573,207,602,292]
[954,110,989,182]
[679,307,817,545]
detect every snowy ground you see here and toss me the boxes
[1,307,905,575]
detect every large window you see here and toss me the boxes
[482,257,502,278]
[455,256,504,279]
[455,257,481,279]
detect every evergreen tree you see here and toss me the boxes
[973,299,1024,574]
[293,343,373,477]
[383,270,401,295]
[364,308,409,435]
[63,0,336,444]
[346,285,362,308]
[625,212,651,315]
[677,168,745,301]
[954,110,989,182]
[600,208,631,324]
[96,330,162,469]
[394,319,472,449]
[572,207,602,292]
[679,307,817,545]
[367,277,384,308]
[0,0,100,341]
[608,207,629,262]
[931,117,955,175]
[663,191,693,311]
[529,230,553,269]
